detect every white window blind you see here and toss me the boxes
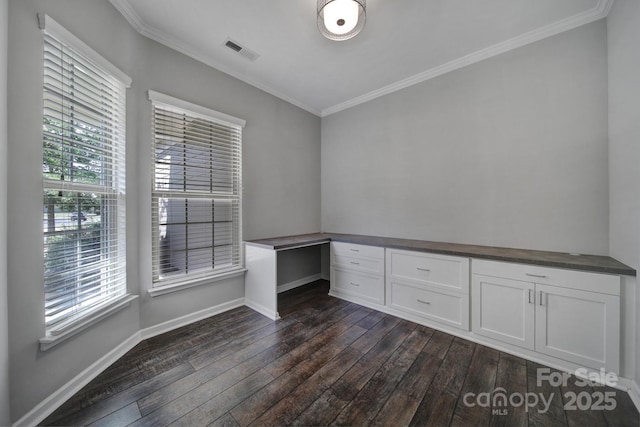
[42,18,129,334]
[150,91,244,286]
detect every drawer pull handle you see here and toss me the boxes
[350,262,360,265]
[350,249,360,252]
[416,267,431,272]
[526,273,547,279]
[539,291,544,306]
[350,282,360,287]
[417,299,431,305]
[528,289,534,304]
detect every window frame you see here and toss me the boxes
[148,90,246,295]
[39,14,133,348]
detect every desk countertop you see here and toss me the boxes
[245,232,636,276]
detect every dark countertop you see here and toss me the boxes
[245,233,332,250]
[245,232,636,276]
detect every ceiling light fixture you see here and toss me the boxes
[317,0,366,41]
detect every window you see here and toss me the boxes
[41,16,130,335]
[149,91,245,288]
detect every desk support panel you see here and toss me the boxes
[244,244,280,320]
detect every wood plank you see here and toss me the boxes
[84,307,261,395]
[292,389,347,427]
[525,361,567,427]
[601,384,640,427]
[86,402,141,427]
[236,346,364,427]
[332,326,433,426]
[263,307,371,378]
[488,353,528,427]
[137,306,368,426]
[250,320,418,426]
[132,353,277,426]
[449,344,500,427]
[348,314,402,354]
[354,309,387,330]
[331,319,416,402]
[560,374,608,427]
[370,330,450,427]
[230,319,368,426]
[137,319,304,416]
[208,413,241,427]
[186,315,287,370]
[44,362,195,426]
[169,369,275,427]
[410,337,476,426]
[68,309,267,411]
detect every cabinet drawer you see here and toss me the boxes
[332,254,384,275]
[332,268,384,305]
[387,249,469,294]
[472,259,620,296]
[332,242,384,259]
[388,281,468,329]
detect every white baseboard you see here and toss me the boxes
[277,274,322,294]
[14,332,141,427]
[13,298,246,427]
[140,298,245,340]
[629,379,640,414]
[244,299,280,320]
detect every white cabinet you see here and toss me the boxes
[472,259,620,372]
[535,283,620,371]
[472,274,535,349]
[386,249,470,330]
[330,242,385,307]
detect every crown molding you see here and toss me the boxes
[109,0,146,33]
[321,0,615,116]
[110,0,614,118]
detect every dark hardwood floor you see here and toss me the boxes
[42,280,639,426]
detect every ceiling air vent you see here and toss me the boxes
[225,40,242,52]
[223,38,260,62]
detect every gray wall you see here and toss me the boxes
[608,0,640,389]
[6,0,320,422]
[0,0,9,423]
[322,21,609,256]
[7,2,142,420]
[277,246,322,287]
[133,25,321,329]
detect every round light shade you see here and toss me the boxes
[317,0,366,41]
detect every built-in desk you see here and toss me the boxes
[244,233,331,319]
[244,232,635,320]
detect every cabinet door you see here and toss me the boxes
[472,274,535,350]
[535,284,620,372]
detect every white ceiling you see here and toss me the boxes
[109,0,612,116]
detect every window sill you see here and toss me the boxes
[148,268,247,297]
[39,294,138,351]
